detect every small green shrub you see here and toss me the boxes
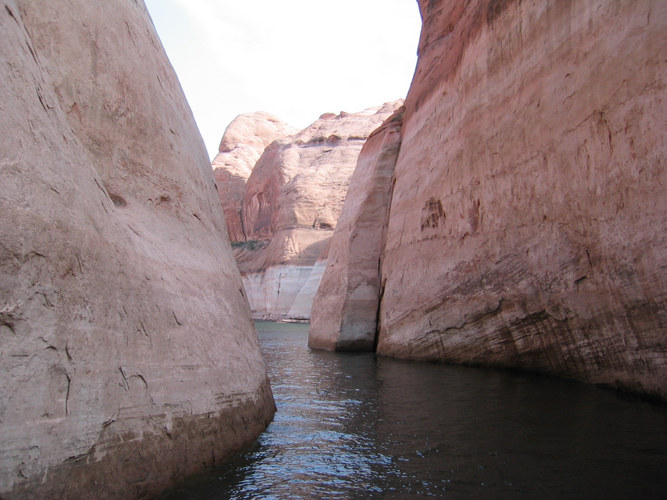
[231,239,267,251]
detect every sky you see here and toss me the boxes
[143,0,422,159]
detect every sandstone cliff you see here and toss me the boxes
[232,102,403,321]
[311,0,666,399]
[0,1,274,498]
[212,112,297,242]
[309,107,404,350]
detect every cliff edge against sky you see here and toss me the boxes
[0,1,274,497]
[310,0,666,399]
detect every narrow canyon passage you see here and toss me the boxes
[159,322,667,499]
[2,0,664,497]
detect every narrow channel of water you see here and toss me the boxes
[159,321,666,499]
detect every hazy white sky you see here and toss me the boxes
[144,0,422,159]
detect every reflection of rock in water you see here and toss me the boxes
[160,323,667,499]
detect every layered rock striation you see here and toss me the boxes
[231,102,403,321]
[0,1,274,498]
[212,112,297,242]
[310,0,666,399]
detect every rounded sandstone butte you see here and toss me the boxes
[212,112,297,242]
[218,111,298,154]
[0,1,274,498]
[235,101,404,322]
[241,101,403,243]
[375,0,667,399]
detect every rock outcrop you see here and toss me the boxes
[0,1,274,498]
[309,107,404,350]
[233,102,403,321]
[212,113,297,241]
[311,0,666,399]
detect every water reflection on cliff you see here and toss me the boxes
[158,321,667,499]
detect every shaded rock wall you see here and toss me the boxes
[0,1,274,498]
[379,0,666,398]
[311,0,666,399]
[235,102,403,321]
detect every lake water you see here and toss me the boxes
[159,321,667,499]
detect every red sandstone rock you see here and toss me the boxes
[212,113,296,241]
[0,1,274,497]
[376,0,667,399]
[309,107,404,350]
[236,101,403,321]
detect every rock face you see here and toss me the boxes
[311,0,667,399]
[235,102,403,321]
[0,1,274,498]
[309,107,404,350]
[212,113,297,242]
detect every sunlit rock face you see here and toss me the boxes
[309,108,404,350]
[234,101,403,321]
[0,1,274,498]
[213,112,297,242]
[376,0,666,398]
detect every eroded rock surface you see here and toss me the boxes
[235,102,403,321]
[212,112,296,241]
[376,0,666,398]
[0,1,274,497]
[309,107,404,350]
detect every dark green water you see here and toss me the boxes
[160,321,667,499]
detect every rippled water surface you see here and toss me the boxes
[160,321,667,499]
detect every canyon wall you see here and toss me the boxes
[309,107,404,350]
[0,1,274,498]
[233,102,402,321]
[311,0,666,399]
[212,112,296,242]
